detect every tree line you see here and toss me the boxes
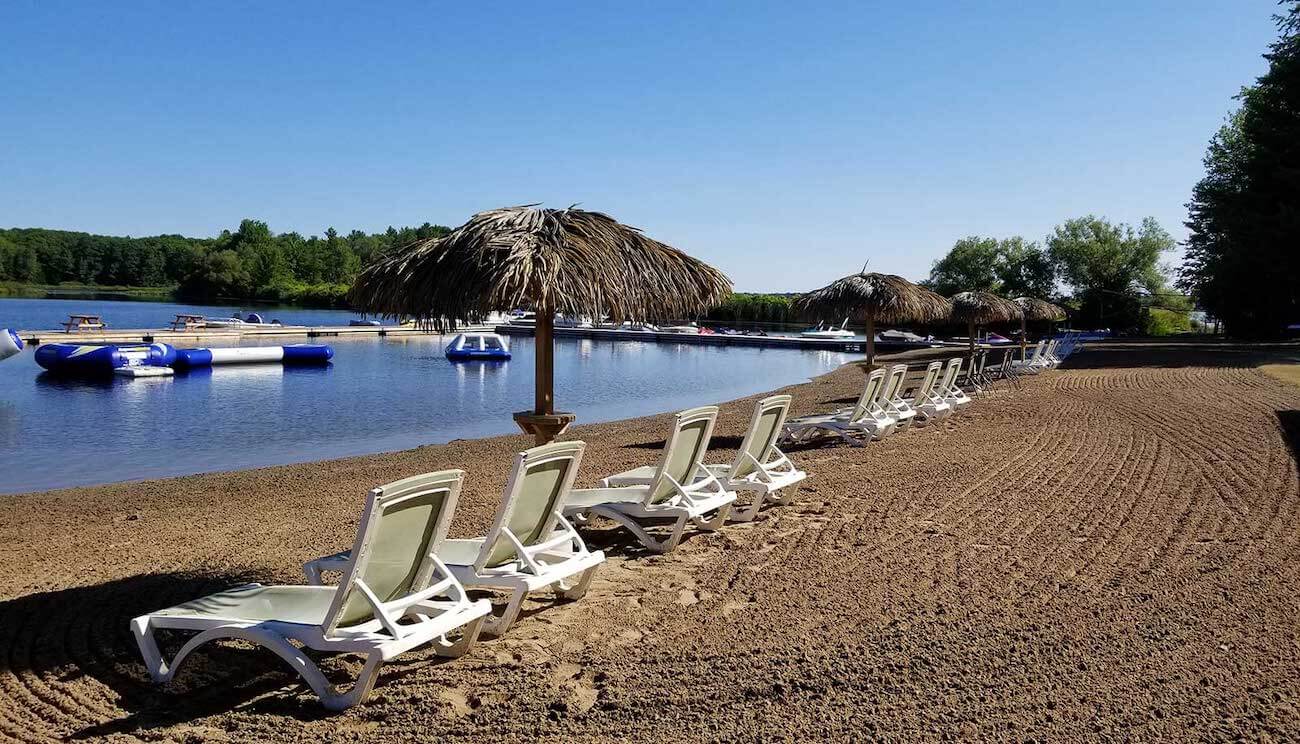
[922,216,1191,334]
[1180,2,1299,337]
[0,219,449,306]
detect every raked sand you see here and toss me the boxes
[2,346,1299,741]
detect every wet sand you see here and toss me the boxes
[2,346,1300,741]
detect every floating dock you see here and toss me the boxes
[15,324,495,346]
[495,325,877,352]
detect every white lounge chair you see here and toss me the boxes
[1013,340,1047,374]
[1042,338,1062,368]
[306,441,604,637]
[601,395,807,522]
[131,470,491,710]
[907,360,952,421]
[781,367,896,446]
[565,405,736,553]
[880,364,918,429]
[937,357,972,409]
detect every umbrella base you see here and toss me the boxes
[513,411,577,445]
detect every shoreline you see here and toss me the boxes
[4,346,1300,740]
[1,346,889,498]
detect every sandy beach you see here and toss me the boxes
[3,345,1300,741]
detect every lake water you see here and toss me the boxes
[0,298,849,494]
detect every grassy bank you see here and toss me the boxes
[0,281,176,300]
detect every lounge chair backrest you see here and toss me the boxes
[941,358,961,391]
[730,395,792,480]
[648,405,719,505]
[883,364,908,402]
[324,469,463,633]
[478,440,586,570]
[850,368,886,421]
[920,360,944,398]
[1026,340,1044,363]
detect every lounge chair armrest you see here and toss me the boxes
[600,464,659,487]
[303,551,352,584]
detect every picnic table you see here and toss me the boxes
[61,314,105,332]
[170,314,206,331]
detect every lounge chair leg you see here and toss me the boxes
[131,616,167,682]
[691,504,731,532]
[556,564,599,600]
[134,620,382,711]
[482,585,528,636]
[729,491,768,523]
[589,505,686,553]
[433,613,484,658]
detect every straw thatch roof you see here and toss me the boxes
[949,290,1023,325]
[1013,296,1068,322]
[349,205,732,330]
[794,272,951,324]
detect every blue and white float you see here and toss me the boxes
[36,342,177,377]
[34,342,332,377]
[172,344,333,369]
[0,329,22,363]
[445,333,511,361]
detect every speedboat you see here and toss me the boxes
[801,318,855,339]
[660,323,701,334]
[445,332,511,361]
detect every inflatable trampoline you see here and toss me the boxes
[445,333,511,361]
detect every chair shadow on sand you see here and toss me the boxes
[1278,411,1300,466]
[620,434,745,451]
[0,570,461,738]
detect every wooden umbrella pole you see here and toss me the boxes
[1020,316,1028,360]
[968,320,976,363]
[864,315,876,367]
[513,303,576,445]
[535,305,554,416]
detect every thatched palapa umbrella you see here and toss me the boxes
[794,272,950,365]
[1013,296,1068,358]
[349,205,732,444]
[949,290,1023,360]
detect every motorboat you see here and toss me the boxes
[660,323,701,334]
[203,313,283,329]
[800,318,855,339]
[445,332,511,361]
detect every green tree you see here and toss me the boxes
[997,237,1056,299]
[925,236,1056,298]
[925,237,1002,295]
[1181,3,1300,336]
[1047,216,1175,331]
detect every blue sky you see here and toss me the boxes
[0,1,1281,291]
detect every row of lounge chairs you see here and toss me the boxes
[780,337,1076,446]
[131,337,1080,710]
[131,395,807,709]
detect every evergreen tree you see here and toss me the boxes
[1182,2,1300,336]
